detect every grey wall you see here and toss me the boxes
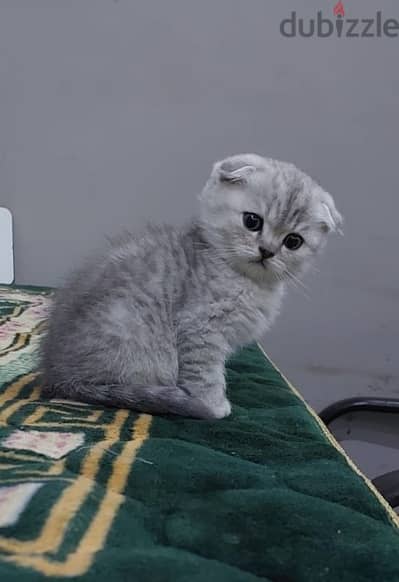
[1,0,399,475]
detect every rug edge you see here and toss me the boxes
[256,342,399,529]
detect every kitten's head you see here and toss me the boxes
[199,153,342,285]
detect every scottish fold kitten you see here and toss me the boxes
[41,154,342,419]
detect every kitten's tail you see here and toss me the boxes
[42,381,219,419]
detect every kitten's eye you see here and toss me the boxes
[243,212,263,232]
[283,233,304,251]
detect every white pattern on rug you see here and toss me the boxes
[0,482,43,527]
[2,429,85,459]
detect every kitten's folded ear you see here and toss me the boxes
[321,193,344,235]
[213,156,257,185]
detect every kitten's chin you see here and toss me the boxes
[232,259,282,287]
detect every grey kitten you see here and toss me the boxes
[41,154,342,419]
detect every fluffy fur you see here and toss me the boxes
[41,154,342,419]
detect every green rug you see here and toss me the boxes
[0,285,398,581]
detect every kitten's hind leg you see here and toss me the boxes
[41,331,231,419]
[41,380,229,420]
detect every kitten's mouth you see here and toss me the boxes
[250,258,267,269]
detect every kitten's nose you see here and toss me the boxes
[259,247,275,260]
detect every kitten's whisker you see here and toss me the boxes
[283,271,310,300]
[286,270,309,292]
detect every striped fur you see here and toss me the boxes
[41,154,341,419]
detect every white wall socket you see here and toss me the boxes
[0,207,14,284]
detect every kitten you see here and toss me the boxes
[41,154,342,419]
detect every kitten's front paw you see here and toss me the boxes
[219,398,232,418]
[205,398,231,420]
